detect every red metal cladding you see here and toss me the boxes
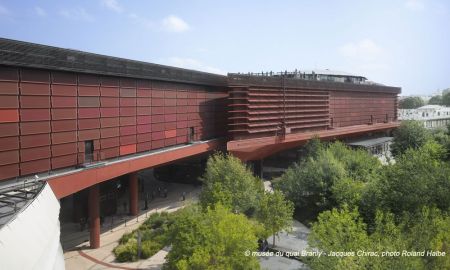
[164,129,177,138]
[0,67,19,81]
[120,135,137,145]
[0,136,19,151]
[101,107,120,117]
[20,109,51,121]
[52,120,77,132]
[20,69,50,83]
[152,139,164,149]
[151,115,165,123]
[137,107,151,115]
[164,114,177,122]
[137,98,151,106]
[0,109,19,122]
[78,96,100,107]
[78,118,100,130]
[52,108,77,120]
[51,154,78,169]
[119,144,136,155]
[137,142,152,152]
[0,123,19,137]
[52,72,77,85]
[101,147,119,159]
[120,97,136,107]
[120,88,136,97]
[78,129,100,141]
[100,117,119,128]
[165,122,177,130]
[151,123,164,132]
[0,164,19,180]
[52,85,77,96]
[100,97,119,107]
[137,89,151,97]
[20,83,50,95]
[100,127,119,138]
[120,107,136,116]
[79,74,100,86]
[100,87,119,97]
[137,133,152,143]
[0,150,19,165]
[21,121,51,135]
[51,131,77,144]
[100,137,119,148]
[137,124,151,134]
[164,107,177,114]
[78,86,100,96]
[164,138,177,147]
[78,108,100,118]
[52,96,77,107]
[137,115,151,125]
[52,143,78,157]
[0,95,19,108]
[21,133,51,148]
[120,116,136,126]
[120,126,136,136]
[20,146,51,162]
[20,96,50,108]
[0,81,19,95]
[20,158,51,175]
[152,107,164,115]
[151,131,164,140]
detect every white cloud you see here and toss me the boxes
[405,0,425,11]
[339,38,383,62]
[100,0,122,13]
[60,8,94,22]
[35,6,46,17]
[166,57,225,74]
[162,15,190,32]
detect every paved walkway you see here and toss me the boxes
[63,183,201,270]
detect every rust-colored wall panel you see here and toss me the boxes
[120,97,136,107]
[120,116,136,126]
[120,135,137,145]
[102,78,119,87]
[78,129,100,141]
[0,136,19,151]
[0,123,19,137]
[20,146,51,162]
[151,123,164,132]
[78,108,100,118]
[51,120,77,132]
[137,107,151,115]
[20,83,50,95]
[151,131,164,140]
[0,163,19,181]
[52,72,77,85]
[100,117,119,128]
[0,95,19,108]
[78,96,100,107]
[78,86,100,96]
[151,98,164,106]
[100,97,119,107]
[0,150,19,165]
[52,143,78,157]
[152,139,165,149]
[165,138,177,147]
[52,154,78,169]
[20,109,50,121]
[137,98,151,106]
[120,144,136,155]
[52,96,77,107]
[152,90,164,98]
[20,96,50,108]
[100,87,119,97]
[52,85,77,96]
[152,107,164,115]
[21,134,51,148]
[165,114,177,122]
[165,122,177,130]
[165,107,177,114]
[21,69,50,83]
[20,121,51,135]
[164,129,177,138]
[177,128,188,136]
[120,126,136,136]
[78,118,100,130]
[120,88,136,97]
[151,115,165,123]
[101,127,119,138]
[137,133,152,143]
[52,131,77,144]
[137,124,151,134]
[101,137,119,148]
[0,81,19,95]
[176,136,187,144]
[0,109,19,122]
[20,159,50,175]
[101,107,119,117]
[120,107,136,116]
[0,66,19,81]
[101,147,119,159]
[137,142,151,152]
[137,115,151,125]
[79,74,100,86]
[52,108,77,120]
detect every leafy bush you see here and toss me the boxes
[114,238,138,262]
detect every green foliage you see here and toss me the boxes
[398,96,425,109]
[308,206,450,270]
[276,141,380,211]
[165,204,261,270]
[442,92,450,106]
[114,212,173,262]
[256,190,294,246]
[391,120,431,157]
[428,95,443,105]
[302,136,324,160]
[199,152,264,216]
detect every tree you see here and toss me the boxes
[442,92,450,106]
[428,95,442,105]
[165,205,262,270]
[199,153,264,216]
[398,96,425,109]
[256,190,294,247]
[391,120,430,157]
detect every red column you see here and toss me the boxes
[129,172,138,216]
[88,184,100,249]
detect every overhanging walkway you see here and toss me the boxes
[227,122,399,161]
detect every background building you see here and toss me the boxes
[398,105,450,129]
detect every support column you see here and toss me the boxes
[88,184,100,249]
[129,172,138,216]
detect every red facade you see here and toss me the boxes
[0,66,227,181]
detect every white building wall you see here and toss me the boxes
[0,183,65,270]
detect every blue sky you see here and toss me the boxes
[0,0,449,96]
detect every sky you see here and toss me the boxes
[0,0,449,96]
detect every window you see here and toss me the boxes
[85,140,94,163]
[188,127,195,143]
